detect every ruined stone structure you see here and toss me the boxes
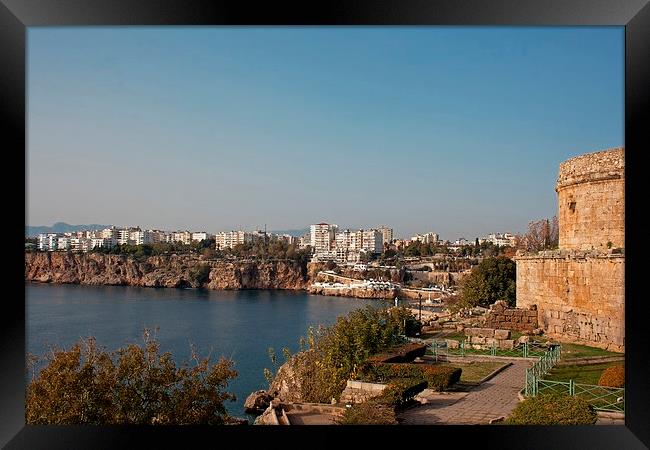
[483,300,538,332]
[516,148,625,352]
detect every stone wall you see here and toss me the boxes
[556,147,624,251]
[339,381,387,404]
[516,252,624,352]
[483,300,538,332]
[516,147,625,352]
[463,328,515,350]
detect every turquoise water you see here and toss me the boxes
[26,283,383,420]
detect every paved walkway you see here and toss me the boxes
[398,360,532,425]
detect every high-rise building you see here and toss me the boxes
[310,223,338,254]
[377,226,393,245]
[362,229,383,254]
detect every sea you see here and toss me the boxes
[26,282,384,420]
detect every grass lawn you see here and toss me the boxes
[436,361,508,384]
[543,362,623,385]
[559,343,622,360]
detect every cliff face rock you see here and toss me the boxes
[25,252,312,290]
[268,350,317,403]
[307,285,398,299]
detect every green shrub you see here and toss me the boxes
[374,378,428,408]
[506,393,597,425]
[338,402,397,425]
[368,343,427,363]
[26,330,238,425]
[267,306,420,404]
[598,365,624,388]
[188,264,211,286]
[358,363,462,391]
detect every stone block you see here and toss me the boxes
[494,329,511,340]
[466,327,494,337]
[498,339,515,350]
[446,339,460,349]
[471,336,486,345]
[485,338,498,346]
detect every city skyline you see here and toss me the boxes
[28,27,624,239]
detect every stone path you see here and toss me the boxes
[398,360,533,425]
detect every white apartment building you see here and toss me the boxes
[191,232,210,242]
[69,237,92,253]
[485,233,516,247]
[101,226,118,240]
[361,229,383,254]
[90,237,117,249]
[172,231,192,245]
[38,233,59,251]
[117,229,132,245]
[335,229,355,251]
[145,230,168,244]
[310,223,338,254]
[270,234,295,245]
[215,230,253,249]
[377,226,393,245]
[411,232,439,244]
[298,234,311,250]
[57,236,70,251]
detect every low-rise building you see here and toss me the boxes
[411,232,439,244]
[172,231,192,245]
[191,232,210,242]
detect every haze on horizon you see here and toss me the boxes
[27,27,623,240]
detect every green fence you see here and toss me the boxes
[534,379,625,412]
[522,345,624,413]
[524,345,562,396]
[429,339,551,361]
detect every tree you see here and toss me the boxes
[458,256,516,308]
[188,264,211,286]
[516,216,559,252]
[266,306,420,404]
[26,330,238,425]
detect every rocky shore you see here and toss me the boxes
[25,252,318,290]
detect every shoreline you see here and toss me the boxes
[25,280,449,305]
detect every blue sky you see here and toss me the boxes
[27,27,623,240]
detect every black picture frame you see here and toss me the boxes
[2,0,648,448]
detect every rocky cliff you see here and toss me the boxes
[25,252,316,290]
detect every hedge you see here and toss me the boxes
[358,363,462,391]
[598,365,624,388]
[337,402,397,425]
[367,343,427,363]
[374,378,428,408]
[506,393,597,425]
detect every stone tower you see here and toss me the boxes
[516,147,625,352]
[556,148,624,251]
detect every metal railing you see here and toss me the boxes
[429,339,551,360]
[533,379,625,412]
[524,344,562,396]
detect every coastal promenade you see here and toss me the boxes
[398,360,532,425]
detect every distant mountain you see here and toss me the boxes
[269,227,310,237]
[26,222,112,237]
